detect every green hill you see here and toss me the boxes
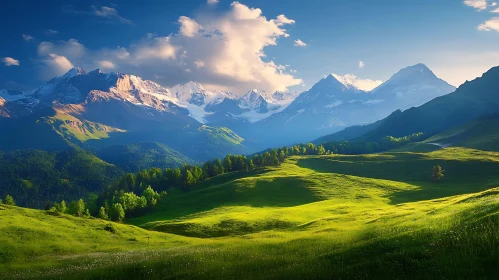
[0,149,124,208]
[97,142,196,172]
[3,147,499,279]
[422,116,499,152]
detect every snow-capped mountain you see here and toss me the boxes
[0,68,250,160]
[167,82,296,124]
[0,68,297,125]
[371,63,456,110]
[0,63,457,152]
[248,63,456,146]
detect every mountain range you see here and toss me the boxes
[0,63,456,160]
[317,65,499,144]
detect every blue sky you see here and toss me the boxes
[1,0,499,93]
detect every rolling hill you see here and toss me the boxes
[97,142,196,172]
[3,147,499,279]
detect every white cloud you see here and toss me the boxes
[207,0,219,4]
[294,39,307,47]
[46,29,58,35]
[478,17,499,31]
[42,54,74,76]
[178,16,202,37]
[332,73,383,91]
[135,37,177,60]
[273,14,295,26]
[3,57,20,66]
[37,2,301,94]
[97,60,116,69]
[22,34,33,41]
[194,60,205,68]
[38,39,85,57]
[491,7,499,12]
[464,0,488,10]
[359,61,365,68]
[92,6,132,25]
[491,2,498,6]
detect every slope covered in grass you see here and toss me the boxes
[97,142,196,172]
[422,117,499,152]
[3,147,499,279]
[129,148,499,237]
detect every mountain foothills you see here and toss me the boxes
[0,63,454,158]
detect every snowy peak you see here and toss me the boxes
[331,74,368,92]
[63,67,87,79]
[384,63,439,86]
[170,81,206,100]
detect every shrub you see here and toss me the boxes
[104,223,117,234]
[5,195,15,206]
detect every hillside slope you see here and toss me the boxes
[2,147,499,279]
[0,149,124,208]
[97,142,196,172]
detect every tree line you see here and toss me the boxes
[91,143,329,221]
[321,133,425,154]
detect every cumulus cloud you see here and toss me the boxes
[492,2,498,6]
[478,17,499,31]
[3,57,20,66]
[38,39,85,58]
[273,15,295,26]
[332,73,383,91]
[359,61,365,68]
[178,16,202,37]
[38,2,301,94]
[207,0,219,4]
[135,36,177,60]
[97,60,116,69]
[22,34,33,41]
[492,7,499,12]
[464,0,488,10]
[92,5,133,25]
[42,54,74,77]
[294,39,307,47]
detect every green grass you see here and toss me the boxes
[420,118,499,152]
[45,110,125,142]
[3,147,499,279]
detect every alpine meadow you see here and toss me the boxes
[1,1,499,279]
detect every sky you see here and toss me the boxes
[1,0,499,94]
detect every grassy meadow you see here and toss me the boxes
[2,147,499,279]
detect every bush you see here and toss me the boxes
[4,195,15,206]
[104,223,117,234]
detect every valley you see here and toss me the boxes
[2,147,499,279]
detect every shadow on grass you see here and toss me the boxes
[128,168,322,227]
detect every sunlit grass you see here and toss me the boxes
[3,147,499,279]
